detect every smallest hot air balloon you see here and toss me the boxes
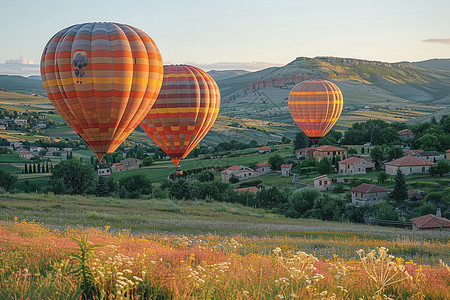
[288,80,343,144]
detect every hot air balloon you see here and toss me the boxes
[40,22,163,161]
[140,65,220,172]
[288,80,343,144]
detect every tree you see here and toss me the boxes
[389,169,407,202]
[293,131,311,150]
[317,157,333,175]
[281,136,291,144]
[370,146,384,170]
[24,163,28,174]
[416,134,441,151]
[142,156,154,167]
[229,175,239,184]
[386,146,404,161]
[377,171,388,184]
[169,179,191,200]
[429,160,450,177]
[268,154,285,170]
[50,160,96,194]
[0,170,17,191]
[197,170,215,182]
[119,174,152,199]
[361,147,365,154]
[286,188,320,218]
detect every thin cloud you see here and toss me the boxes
[0,57,40,76]
[164,61,283,71]
[423,38,450,45]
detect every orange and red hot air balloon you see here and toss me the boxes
[40,22,163,161]
[140,65,220,171]
[288,80,343,144]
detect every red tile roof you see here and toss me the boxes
[280,164,292,168]
[295,147,314,152]
[351,183,389,194]
[313,174,330,180]
[407,189,424,200]
[385,155,436,167]
[338,156,365,165]
[234,186,259,193]
[256,163,271,167]
[403,150,423,156]
[258,146,271,150]
[398,129,414,135]
[226,165,241,171]
[314,145,346,152]
[446,149,450,153]
[410,214,450,229]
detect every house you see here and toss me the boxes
[120,158,142,170]
[98,168,111,176]
[111,163,127,172]
[34,122,47,129]
[410,214,450,231]
[446,149,450,160]
[14,118,27,126]
[385,155,436,176]
[415,151,443,162]
[351,183,390,206]
[19,151,34,160]
[0,125,6,130]
[234,186,259,193]
[364,142,372,147]
[47,147,59,153]
[221,165,257,182]
[338,156,375,174]
[30,146,44,153]
[295,147,315,159]
[17,147,28,152]
[408,189,425,200]
[280,164,292,176]
[255,163,271,173]
[403,149,423,156]
[398,129,414,140]
[257,146,271,154]
[313,174,333,191]
[10,142,23,148]
[295,145,347,162]
[63,147,73,152]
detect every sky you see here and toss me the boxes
[0,0,449,76]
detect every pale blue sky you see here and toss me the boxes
[0,0,449,75]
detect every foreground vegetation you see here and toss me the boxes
[0,219,448,299]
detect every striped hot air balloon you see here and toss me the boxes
[40,22,163,161]
[288,80,343,144]
[140,65,220,168]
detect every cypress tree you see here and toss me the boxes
[45,161,49,173]
[390,168,408,202]
[24,163,28,174]
[32,164,36,173]
[28,164,32,173]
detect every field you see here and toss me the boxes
[0,193,449,299]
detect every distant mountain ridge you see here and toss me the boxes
[207,70,250,81]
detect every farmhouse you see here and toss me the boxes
[111,163,127,172]
[447,149,450,160]
[30,146,44,153]
[398,129,414,140]
[313,174,333,191]
[385,155,436,176]
[295,145,347,162]
[97,168,111,176]
[408,189,425,200]
[255,163,271,173]
[120,158,142,170]
[280,164,292,176]
[19,151,34,160]
[351,183,389,206]
[47,147,59,153]
[221,165,257,182]
[338,156,375,174]
[257,146,271,153]
[410,214,450,231]
[415,151,443,162]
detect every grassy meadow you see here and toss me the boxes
[0,192,449,299]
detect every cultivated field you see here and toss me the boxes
[0,193,448,299]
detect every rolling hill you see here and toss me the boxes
[0,56,448,145]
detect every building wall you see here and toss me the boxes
[314,180,332,191]
[385,165,432,176]
[352,191,389,206]
[314,150,347,162]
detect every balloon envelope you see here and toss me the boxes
[40,22,163,161]
[288,80,343,143]
[140,65,220,166]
